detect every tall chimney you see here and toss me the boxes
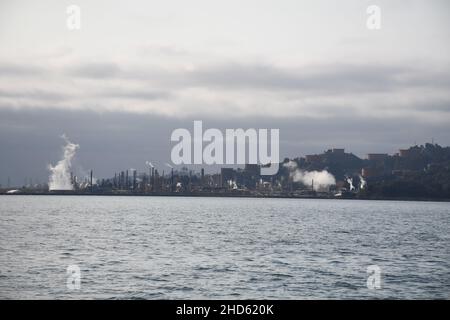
[151,167,155,192]
[171,168,174,192]
[162,170,165,191]
[148,167,151,192]
[90,170,93,193]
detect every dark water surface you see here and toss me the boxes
[0,196,449,299]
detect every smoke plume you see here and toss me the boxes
[359,175,367,190]
[48,134,79,190]
[284,161,335,191]
[228,180,238,189]
[346,177,355,191]
[145,161,154,168]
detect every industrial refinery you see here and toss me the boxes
[2,142,450,201]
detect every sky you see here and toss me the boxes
[0,0,450,186]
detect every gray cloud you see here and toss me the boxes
[100,88,173,101]
[59,60,450,95]
[66,62,122,79]
[181,63,450,96]
[0,63,44,77]
[1,59,448,122]
[184,63,404,92]
[0,89,68,102]
[137,44,190,57]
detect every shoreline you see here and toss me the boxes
[1,191,449,203]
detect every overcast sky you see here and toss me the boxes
[1,0,449,186]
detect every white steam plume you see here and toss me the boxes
[346,177,355,191]
[284,161,336,191]
[228,180,238,189]
[359,175,367,190]
[48,134,79,190]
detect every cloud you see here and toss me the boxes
[0,89,68,102]
[64,60,444,94]
[96,88,173,101]
[66,62,122,79]
[137,44,190,57]
[0,63,44,77]
[0,58,449,122]
[182,63,407,92]
[57,60,450,99]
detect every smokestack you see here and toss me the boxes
[171,168,174,192]
[145,161,155,192]
[162,170,165,190]
[126,170,129,189]
[189,170,192,192]
[90,169,93,193]
[151,167,155,192]
[148,166,153,191]
[133,170,137,190]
